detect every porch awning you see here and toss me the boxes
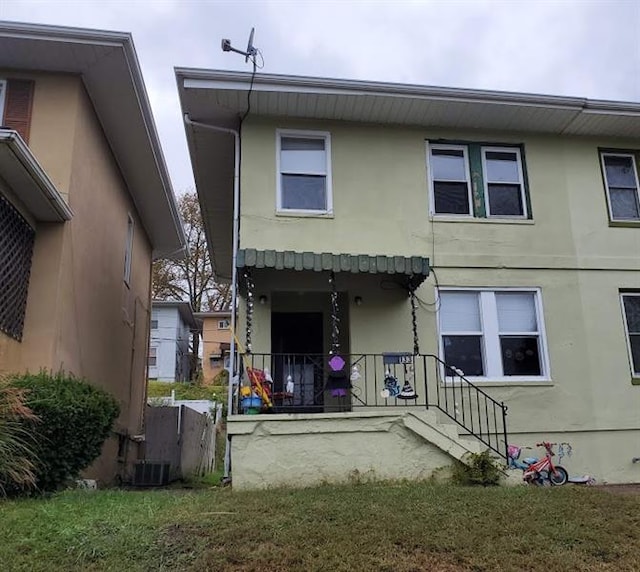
[237,249,429,286]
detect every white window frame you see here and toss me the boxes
[600,152,640,222]
[481,146,528,219]
[123,214,134,286]
[437,287,550,383]
[427,143,473,217]
[148,346,157,368]
[0,79,6,123]
[218,319,230,330]
[276,129,333,215]
[620,292,640,378]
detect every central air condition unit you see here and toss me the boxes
[133,461,171,487]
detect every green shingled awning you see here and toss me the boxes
[237,249,430,286]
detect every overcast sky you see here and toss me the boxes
[1,0,639,192]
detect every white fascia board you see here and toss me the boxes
[178,68,640,117]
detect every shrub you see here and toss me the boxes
[451,450,503,486]
[7,371,120,493]
[0,376,40,495]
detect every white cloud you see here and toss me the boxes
[1,0,638,191]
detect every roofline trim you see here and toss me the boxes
[175,68,640,115]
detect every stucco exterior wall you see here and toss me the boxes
[0,73,153,484]
[229,411,453,490]
[239,117,640,269]
[233,117,640,485]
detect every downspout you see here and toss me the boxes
[183,114,239,482]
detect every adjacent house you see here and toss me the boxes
[195,310,232,384]
[177,71,640,488]
[0,22,186,484]
[149,301,199,382]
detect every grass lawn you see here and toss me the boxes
[2,483,639,571]
[147,381,226,403]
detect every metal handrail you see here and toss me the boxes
[233,352,509,460]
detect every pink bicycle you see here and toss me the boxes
[509,441,568,486]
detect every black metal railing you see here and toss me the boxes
[233,353,509,459]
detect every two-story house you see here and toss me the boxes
[149,301,199,382]
[177,69,640,489]
[0,22,186,484]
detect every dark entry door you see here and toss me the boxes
[271,312,324,411]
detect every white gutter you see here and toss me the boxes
[0,129,73,221]
[183,114,239,482]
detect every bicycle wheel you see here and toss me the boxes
[549,466,568,486]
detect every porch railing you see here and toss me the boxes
[234,353,509,460]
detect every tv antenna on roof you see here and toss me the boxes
[221,27,258,63]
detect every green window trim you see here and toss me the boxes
[427,139,533,220]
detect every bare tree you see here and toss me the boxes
[152,191,231,379]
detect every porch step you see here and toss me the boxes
[403,410,485,465]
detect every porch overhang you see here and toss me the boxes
[237,248,429,287]
[0,129,72,222]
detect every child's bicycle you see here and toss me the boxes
[508,442,568,486]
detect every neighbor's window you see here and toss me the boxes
[218,319,230,330]
[0,193,35,341]
[438,288,548,380]
[277,130,332,213]
[124,214,134,285]
[428,141,530,219]
[621,293,640,377]
[428,145,472,215]
[150,319,158,330]
[148,347,157,368]
[600,152,640,221]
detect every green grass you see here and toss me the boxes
[1,483,640,571]
[147,381,226,403]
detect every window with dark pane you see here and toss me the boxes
[430,147,471,215]
[622,294,640,375]
[280,136,328,211]
[602,154,640,221]
[484,150,525,216]
[439,291,484,376]
[0,194,35,341]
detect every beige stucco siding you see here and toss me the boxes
[0,72,153,484]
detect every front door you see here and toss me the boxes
[271,312,324,411]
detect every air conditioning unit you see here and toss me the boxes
[133,461,171,487]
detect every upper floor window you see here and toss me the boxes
[438,288,549,381]
[621,293,640,377]
[427,141,529,219]
[150,319,158,330]
[276,130,332,214]
[600,152,640,222]
[218,319,230,330]
[429,145,472,215]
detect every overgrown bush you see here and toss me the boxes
[451,450,503,486]
[0,376,40,495]
[7,371,120,493]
